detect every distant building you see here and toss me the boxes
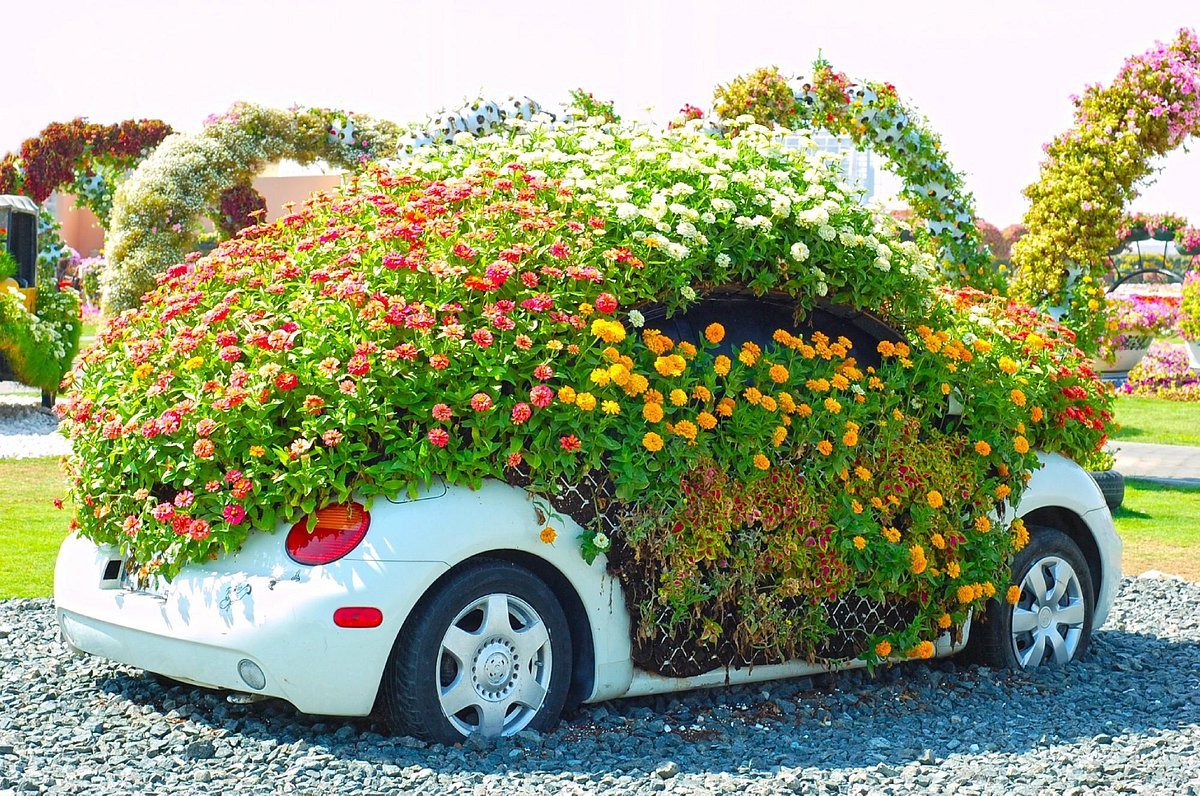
[781,132,875,199]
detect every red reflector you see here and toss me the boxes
[333,607,383,628]
[285,502,370,565]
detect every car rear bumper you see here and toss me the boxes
[54,531,447,716]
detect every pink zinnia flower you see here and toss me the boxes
[196,418,217,437]
[595,293,618,314]
[322,429,343,447]
[174,490,195,508]
[530,385,554,408]
[152,502,175,522]
[472,328,494,348]
[432,403,453,422]
[511,402,532,424]
[223,505,247,525]
[470,392,493,412]
[428,428,450,448]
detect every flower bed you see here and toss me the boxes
[1099,292,1179,363]
[59,117,1112,668]
[1119,341,1200,401]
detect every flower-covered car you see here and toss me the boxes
[54,117,1118,743]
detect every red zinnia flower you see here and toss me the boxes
[472,329,494,348]
[432,403,453,422]
[511,403,532,424]
[595,293,618,314]
[223,505,247,525]
[193,438,215,459]
[559,435,581,452]
[470,392,493,412]
[276,372,299,391]
[428,428,450,448]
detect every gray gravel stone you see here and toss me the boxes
[2,577,1200,794]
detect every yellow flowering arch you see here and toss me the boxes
[1012,28,1200,351]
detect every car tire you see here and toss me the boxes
[380,559,572,744]
[1088,469,1125,511]
[966,526,1095,669]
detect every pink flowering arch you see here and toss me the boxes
[1012,28,1200,351]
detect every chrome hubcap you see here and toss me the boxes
[437,593,552,737]
[1010,555,1086,668]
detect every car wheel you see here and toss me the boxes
[967,527,1095,669]
[380,559,572,744]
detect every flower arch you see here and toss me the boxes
[101,104,405,311]
[1011,28,1200,352]
[711,61,998,291]
[101,97,561,312]
[0,118,172,226]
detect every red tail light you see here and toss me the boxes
[285,502,370,565]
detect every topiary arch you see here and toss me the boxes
[1011,27,1200,352]
[101,104,404,311]
[711,59,999,292]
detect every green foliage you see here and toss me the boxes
[0,286,81,392]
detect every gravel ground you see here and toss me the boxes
[0,385,69,461]
[1,576,1198,795]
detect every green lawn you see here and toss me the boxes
[0,457,70,598]
[1113,396,1200,447]
[1113,478,1200,581]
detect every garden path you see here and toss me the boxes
[1112,441,1200,487]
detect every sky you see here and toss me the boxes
[3,0,1199,227]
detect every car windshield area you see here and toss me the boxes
[639,290,904,370]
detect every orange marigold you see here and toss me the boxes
[853,535,866,550]
[540,526,558,544]
[769,364,789,383]
[1006,584,1021,605]
[669,388,688,406]
[643,402,664,423]
[697,411,718,430]
[642,431,664,452]
[974,440,991,456]
[875,640,892,657]
[753,453,770,470]
[912,640,935,659]
[909,544,927,574]
[673,420,698,441]
[714,355,731,376]
[1013,435,1030,454]
[704,323,725,344]
[817,440,833,456]
[927,490,944,509]
[937,613,952,629]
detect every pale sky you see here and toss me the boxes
[4,0,1199,227]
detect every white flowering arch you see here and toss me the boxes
[712,63,997,290]
[101,104,404,311]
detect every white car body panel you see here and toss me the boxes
[54,452,1120,717]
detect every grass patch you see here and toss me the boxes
[1113,478,1200,581]
[1113,396,1200,447]
[0,457,70,598]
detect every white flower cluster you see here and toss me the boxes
[396,116,935,307]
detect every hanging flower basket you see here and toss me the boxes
[1182,244,1200,257]
[1152,228,1176,242]
[1126,224,1150,242]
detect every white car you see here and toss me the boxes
[55,446,1119,744]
